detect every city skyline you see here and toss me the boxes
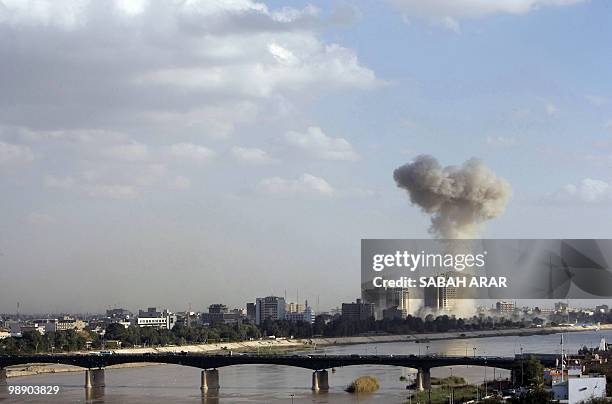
[2,0,612,312]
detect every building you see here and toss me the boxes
[255,296,286,325]
[175,311,200,327]
[136,307,177,329]
[423,275,456,312]
[106,308,132,319]
[383,306,404,320]
[56,316,86,331]
[246,303,256,321]
[362,287,414,319]
[552,375,606,403]
[202,304,228,324]
[341,299,375,321]
[286,302,305,313]
[284,302,315,324]
[496,301,516,314]
[555,301,569,312]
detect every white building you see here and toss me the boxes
[552,375,606,403]
[285,306,316,324]
[136,307,177,329]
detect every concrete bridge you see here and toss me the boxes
[0,353,557,392]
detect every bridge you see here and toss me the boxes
[0,353,557,392]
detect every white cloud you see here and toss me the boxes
[26,212,57,226]
[170,143,215,163]
[0,141,34,164]
[257,173,335,197]
[434,16,461,33]
[0,0,378,137]
[231,146,274,164]
[104,142,149,162]
[285,126,359,161]
[85,184,139,199]
[170,176,191,190]
[389,0,584,19]
[388,0,584,31]
[550,178,612,204]
[545,102,558,116]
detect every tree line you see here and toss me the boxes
[0,314,528,354]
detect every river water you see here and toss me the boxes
[1,329,609,403]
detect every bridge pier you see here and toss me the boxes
[416,368,431,391]
[0,368,6,397]
[84,368,105,388]
[312,370,329,392]
[201,369,220,390]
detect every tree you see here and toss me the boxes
[105,323,127,341]
[509,388,553,403]
[512,356,544,387]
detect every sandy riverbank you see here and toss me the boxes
[6,324,609,378]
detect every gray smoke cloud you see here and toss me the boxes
[393,155,512,239]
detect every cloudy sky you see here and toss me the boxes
[1,0,612,313]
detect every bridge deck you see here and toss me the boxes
[0,353,556,371]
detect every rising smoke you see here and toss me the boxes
[393,155,512,239]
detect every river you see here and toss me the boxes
[1,329,609,403]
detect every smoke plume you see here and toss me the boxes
[393,155,511,239]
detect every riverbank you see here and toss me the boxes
[6,324,609,379]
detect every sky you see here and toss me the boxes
[1,0,612,314]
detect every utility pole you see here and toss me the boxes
[520,346,524,387]
[561,333,564,383]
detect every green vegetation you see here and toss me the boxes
[345,376,380,393]
[0,313,542,354]
[317,314,527,338]
[512,356,545,387]
[0,322,262,354]
[408,385,478,403]
[0,330,92,354]
[430,375,466,386]
[508,388,553,403]
[102,322,262,348]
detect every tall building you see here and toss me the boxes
[255,296,286,325]
[423,273,457,312]
[341,299,375,321]
[362,287,414,319]
[246,303,256,321]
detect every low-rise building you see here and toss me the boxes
[496,301,516,314]
[342,299,375,321]
[552,375,606,403]
[136,307,177,329]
